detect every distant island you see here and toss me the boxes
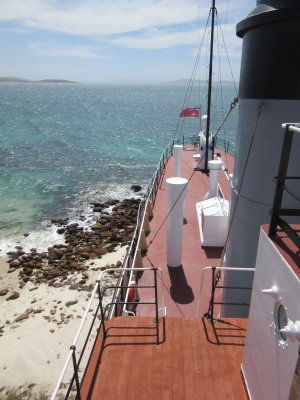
[164,79,236,86]
[0,77,77,84]
[0,76,236,86]
[34,79,77,84]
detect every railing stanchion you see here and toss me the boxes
[153,268,159,343]
[198,267,256,320]
[210,266,216,323]
[97,281,106,337]
[70,345,82,400]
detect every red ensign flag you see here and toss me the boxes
[180,107,200,118]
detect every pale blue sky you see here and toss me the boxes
[0,0,254,83]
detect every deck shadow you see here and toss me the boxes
[202,317,247,346]
[82,317,166,400]
[168,265,194,304]
[203,246,223,259]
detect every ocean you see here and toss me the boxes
[0,82,238,256]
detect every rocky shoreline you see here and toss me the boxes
[0,193,142,395]
[5,197,140,289]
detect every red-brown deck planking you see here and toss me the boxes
[139,146,234,318]
[80,147,249,400]
[81,316,248,400]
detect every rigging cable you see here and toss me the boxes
[205,102,264,317]
[214,97,238,153]
[216,13,238,96]
[173,14,211,140]
[212,8,223,139]
[219,101,264,267]
[212,8,238,157]
[147,152,206,249]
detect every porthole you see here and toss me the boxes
[275,303,288,342]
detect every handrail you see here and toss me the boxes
[51,267,165,400]
[215,135,235,155]
[195,266,255,318]
[269,123,300,249]
[51,133,234,399]
[109,132,234,318]
[281,123,300,133]
[111,135,190,318]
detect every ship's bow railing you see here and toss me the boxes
[116,133,235,320]
[145,133,234,206]
[109,134,197,318]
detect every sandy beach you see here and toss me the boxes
[0,246,127,398]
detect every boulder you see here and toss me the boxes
[9,259,21,268]
[6,292,20,301]
[0,288,9,296]
[15,308,33,322]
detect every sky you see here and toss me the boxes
[0,0,255,83]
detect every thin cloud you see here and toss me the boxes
[0,0,250,37]
[112,28,200,49]
[111,22,241,55]
[30,43,109,59]
[0,0,206,36]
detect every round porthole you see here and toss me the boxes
[276,303,288,342]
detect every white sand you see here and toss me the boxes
[0,246,127,396]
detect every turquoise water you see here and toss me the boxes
[0,83,237,254]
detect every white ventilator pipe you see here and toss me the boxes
[166,177,188,267]
[201,114,208,133]
[206,159,222,199]
[199,115,213,170]
[173,145,183,177]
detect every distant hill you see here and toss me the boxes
[0,77,78,84]
[0,77,33,83]
[34,79,77,84]
[164,79,237,86]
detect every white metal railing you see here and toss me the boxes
[51,133,234,399]
[195,266,256,317]
[51,267,166,400]
[215,135,235,154]
[112,134,195,317]
[281,123,300,133]
[122,209,152,315]
[118,134,232,317]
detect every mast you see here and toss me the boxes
[205,0,216,171]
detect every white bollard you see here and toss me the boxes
[206,159,222,199]
[173,145,183,177]
[166,177,188,267]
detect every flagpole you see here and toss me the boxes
[205,0,216,171]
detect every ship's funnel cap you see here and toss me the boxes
[257,0,299,8]
[237,0,300,38]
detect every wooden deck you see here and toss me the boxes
[138,145,234,317]
[79,147,248,400]
[77,147,249,400]
[81,316,248,400]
